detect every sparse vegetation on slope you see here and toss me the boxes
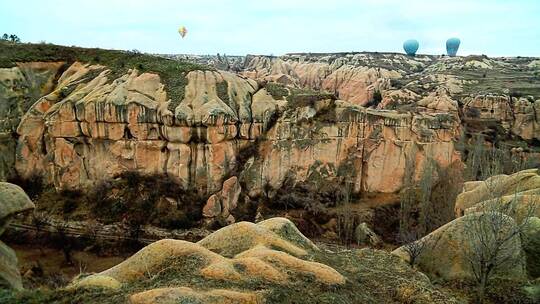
[0,41,210,103]
[8,171,206,230]
[0,220,460,304]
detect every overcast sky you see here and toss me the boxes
[1,0,539,56]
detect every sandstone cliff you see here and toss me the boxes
[229,53,540,142]
[1,43,539,213]
[1,45,465,198]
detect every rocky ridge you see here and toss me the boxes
[1,43,539,230]
[1,50,462,199]
[208,52,540,141]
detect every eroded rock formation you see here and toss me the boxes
[1,61,462,199]
[392,212,527,281]
[73,218,344,299]
[236,53,540,141]
[455,168,540,217]
[71,218,458,303]
[1,47,539,231]
[452,168,540,279]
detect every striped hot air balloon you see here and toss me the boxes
[446,38,461,57]
[403,39,419,56]
[178,26,188,39]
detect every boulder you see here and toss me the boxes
[0,182,35,233]
[0,241,22,290]
[354,222,382,246]
[202,194,221,218]
[455,168,540,216]
[202,176,241,224]
[74,218,344,290]
[220,176,241,216]
[0,182,35,290]
[392,212,527,281]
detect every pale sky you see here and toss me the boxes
[1,0,539,56]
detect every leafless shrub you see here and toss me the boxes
[31,212,50,254]
[31,212,48,234]
[463,135,535,182]
[400,154,461,235]
[399,153,417,239]
[52,222,74,266]
[82,220,101,247]
[417,158,435,235]
[335,180,360,246]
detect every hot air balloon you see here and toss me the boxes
[446,38,461,57]
[178,26,188,39]
[403,39,419,56]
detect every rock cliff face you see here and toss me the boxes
[1,45,539,204]
[1,60,461,196]
[0,62,65,180]
[234,53,540,141]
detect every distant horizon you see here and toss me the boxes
[7,41,538,59]
[2,0,539,57]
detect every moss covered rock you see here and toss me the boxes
[392,212,527,281]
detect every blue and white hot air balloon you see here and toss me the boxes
[446,38,461,57]
[403,39,419,56]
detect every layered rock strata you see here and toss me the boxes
[236,53,540,141]
[1,62,462,197]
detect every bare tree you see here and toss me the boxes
[418,157,435,235]
[399,152,417,239]
[32,212,49,255]
[462,134,536,182]
[8,34,20,43]
[336,180,356,246]
[462,179,537,303]
[53,222,74,266]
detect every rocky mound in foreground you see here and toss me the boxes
[2,218,459,303]
[393,168,540,283]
